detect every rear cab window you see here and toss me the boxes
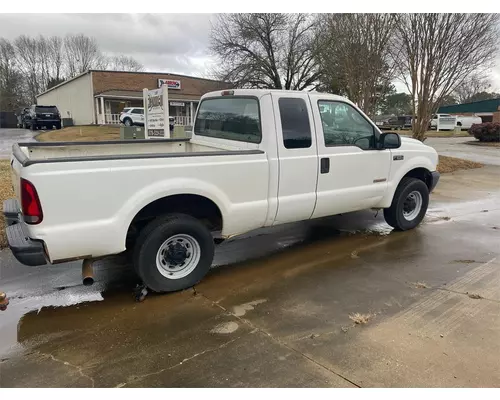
[35,106,58,113]
[194,97,261,144]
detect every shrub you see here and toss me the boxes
[468,122,500,142]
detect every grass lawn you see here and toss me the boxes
[393,129,470,138]
[0,153,482,250]
[37,125,120,142]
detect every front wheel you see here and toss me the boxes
[133,214,215,292]
[384,177,429,231]
[123,118,132,127]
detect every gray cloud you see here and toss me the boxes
[1,14,499,91]
[0,13,215,76]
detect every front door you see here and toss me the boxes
[272,93,319,225]
[311,99,391,219]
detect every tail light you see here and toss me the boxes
[21,178,43,224]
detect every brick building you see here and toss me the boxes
[36,70,231,126]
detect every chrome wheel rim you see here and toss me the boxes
[124,120,131,126]
[156,234,201,280]
[402,190,423,221]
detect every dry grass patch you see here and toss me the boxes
[349,312,375,325]
[37,126,120,142]
[437,155,483,174]
[0,160,14,249]
[465,141,500,148]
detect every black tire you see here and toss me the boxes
[133,213,215,293]
[30,123,38,131]
[55,123,62,130]
[384,177,429,231]
[123,118,133,127]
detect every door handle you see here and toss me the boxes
[320,158,330,174]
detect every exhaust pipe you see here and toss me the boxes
[82,259,94,286]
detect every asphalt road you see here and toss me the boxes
[0,128,37,159]
[1,165,499,387]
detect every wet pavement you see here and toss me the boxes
[0,128,37,159]
[1,164,499,387]
[426,136,500,166]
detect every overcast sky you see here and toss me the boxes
[0,13,499,91]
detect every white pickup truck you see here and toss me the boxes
[4,89,440,292]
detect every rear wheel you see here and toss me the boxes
[55,122,62,130]
[133,214,215,293]
[30,123,38,131]
[384,177,429,231]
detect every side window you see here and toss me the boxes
[131,108,143,115]
[318,101,375,150]
[278,98,312,149]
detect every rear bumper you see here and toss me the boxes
[3,199,47,266]
[430,171,440,193]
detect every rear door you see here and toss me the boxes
[271,92,318,225]
[131,108,144,124]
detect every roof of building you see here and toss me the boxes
[37,70,230,98]
[95,89,202,102]
[438,97,500,114]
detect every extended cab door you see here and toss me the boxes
[271,92,318,225]
[310,97,391,219]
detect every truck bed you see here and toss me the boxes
[13,138,259,167]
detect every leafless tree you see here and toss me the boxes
[13,35,41,102]
[453,73,491,104]
[210,13,320,90]
[392,13,500,141]
[107,55,144,72]
[64,34,106,78]
[0,38,28,110]
[316,14,396,117]
[48,36,64,82]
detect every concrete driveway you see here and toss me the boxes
[0,128,37,159]
[1,165,499,388]
[426,136,500,166]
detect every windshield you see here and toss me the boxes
[194,97,261,144]
[36,106,58,113]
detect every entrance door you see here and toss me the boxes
[311,99,391,219]
[272,92,319,225]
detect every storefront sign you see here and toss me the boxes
[158,79,181,90]
[143,85,170,139]
[170,101,185,107]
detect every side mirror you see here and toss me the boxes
[379,132,401,149]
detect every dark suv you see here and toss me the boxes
[26,105,62,130]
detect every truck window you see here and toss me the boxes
[194,97,261,144]
[278,98,312,149]
[318,101,375,150]
[35,106,58,113]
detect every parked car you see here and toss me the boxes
[120,107,145,126]
[4,89,440,293]
[15,107,30,129]
[378,115,412,130]
[430,114,482,130]
[120,107,176,132]
[25,105,61,130]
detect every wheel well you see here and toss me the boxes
[403,168,432,190]
[126,194,223,246]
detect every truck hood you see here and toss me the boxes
[399,136,439,167]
